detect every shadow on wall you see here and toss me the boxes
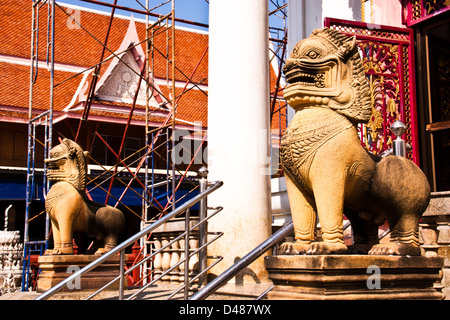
[233,256,261,285]
[349,0,363,22]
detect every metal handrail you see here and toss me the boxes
[35,180,223,300]
[188,194,395,300]
[122,208,224,300]
[189,220,294,300]
[82,208,223,300]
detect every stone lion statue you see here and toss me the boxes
[279,28,430,256]
[44,138,125,255]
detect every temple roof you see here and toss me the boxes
[0,0,284,133]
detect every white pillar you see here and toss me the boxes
[207,0,272,282]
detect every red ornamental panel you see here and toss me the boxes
[324,18,419,165]
[404,0,450,26]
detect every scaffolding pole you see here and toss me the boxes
[23,0,55,292]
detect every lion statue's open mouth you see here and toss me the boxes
[282,28,371,123]
[45,139,87,190]
[283,64,328,89]
[283,59,337,95]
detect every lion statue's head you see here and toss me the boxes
[45,139,88,192]
[283,28,371,124]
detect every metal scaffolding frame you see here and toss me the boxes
[269,0,288,175]
[22,0,288,291]
[23,0,55,291]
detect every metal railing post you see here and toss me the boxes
[391,120,407,157]
[34,180,223,300]
[190,220,294,300]
[197,166,208,287]
[119,249,125,300]
[184,208,190,299]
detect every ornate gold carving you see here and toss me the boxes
[366,107,383,142]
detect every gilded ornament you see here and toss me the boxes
[366,108,383,141]
[387,98,397,117]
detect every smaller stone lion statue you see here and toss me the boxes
[44,139,125,255]
[279,28,430,256]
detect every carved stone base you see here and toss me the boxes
[265,255,445,300]
[36,255,127,293]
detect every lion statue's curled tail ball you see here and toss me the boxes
[44,138,125,255]
[279,28,430,256]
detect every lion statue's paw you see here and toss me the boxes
[94,244,116,255]
[368,242,421,256]
[306,242,348,255]
[44,245,73,255]
[44,249,58,255]
[347,243,374,254]
[278,241,311,255]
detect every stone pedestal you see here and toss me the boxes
[265,255,445,300]
[37,255,126,293]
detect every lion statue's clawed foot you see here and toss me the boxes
[306,242,348,255]
[94,248,109,255]
[368,229,422,255]
[44,249,60,255]
[94,243,117,255]
[279,241,311,255]
[368,242,421,256]
[347,243,374,254]
[44,243,74,255]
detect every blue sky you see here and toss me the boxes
[59,0,210,30]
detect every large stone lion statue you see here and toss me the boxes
[279,28,430,256]
[44,139,125,255]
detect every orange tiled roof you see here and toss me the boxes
[0,0,284,133]
[0,60,84,124]
[0,0,209,83]
[0,0,209,127]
